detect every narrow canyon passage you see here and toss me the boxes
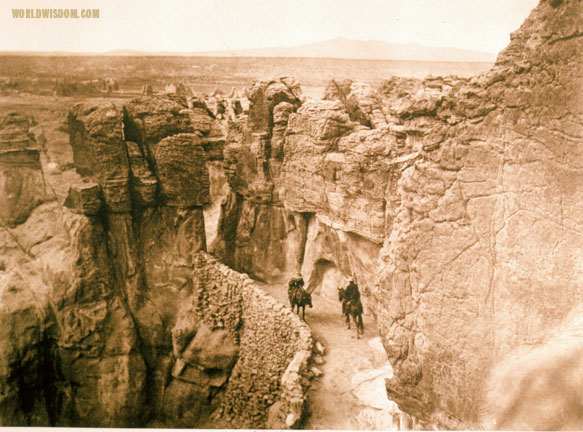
[257,282,402,430]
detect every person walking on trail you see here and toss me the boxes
[343,276,361,314]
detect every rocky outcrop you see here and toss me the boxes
[281,100,409,244]
[67,103,131,212]
[379,1,583,426]
[48,218,147,427]
[66,96,214,426]
[248,76,302,134]
[123,95,193,151]
[2,1,581,428]
[0,113,49,226]
[211,0,583,427]
[210,79,306,282]
[0,92,317,429]
[324,79,375,128]
[154,133,210,207]
[0,183,146,427]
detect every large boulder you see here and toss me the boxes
[180,323,238,371]
[164,322,239,426]
[63,181,103,215]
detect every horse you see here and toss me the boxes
[338,287,364,338]
[289,286,313,321]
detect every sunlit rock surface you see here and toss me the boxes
[1,0,582,428]
[212,0,583,427]
[0,113,49,226]
[0,94,312,429]
[480,305,583,430]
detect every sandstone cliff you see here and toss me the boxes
[379,0,583,425]
[1,0,581,428]
[211,0,583,427]
[0,95,313,428]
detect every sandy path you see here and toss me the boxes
[258,282,401,430]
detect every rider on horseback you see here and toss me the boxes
[342,277,361,315]
[288,272,304,301]
[338,276,364,336]
[288,272,312,320]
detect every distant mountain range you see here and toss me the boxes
[197,38,497,62]
[1,38,496,62]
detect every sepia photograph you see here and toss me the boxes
[1,0,582,430]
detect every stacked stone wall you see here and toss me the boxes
[192,252,312,428]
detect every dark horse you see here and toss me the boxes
[289,286,313,321]
[338,288,364,338]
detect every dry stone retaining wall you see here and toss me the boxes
[192,252,313,428]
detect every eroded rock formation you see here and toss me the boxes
[380,1,583,426]
[210,77,306,281]
[0,113,48,226]
[0,94,313,428]
[211,0,583,427]
[1,0,581,428]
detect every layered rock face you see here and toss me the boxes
[210,77,305,281]
[0,111,144,426]
[0,95,313,428]
[0,113,48,226]
[65,97,212,426]
[213,0,583,427]
[379,1,583,426]
[2,0,581,428]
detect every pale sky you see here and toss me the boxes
[2,0,539,54]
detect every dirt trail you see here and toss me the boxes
[258,282,402,430]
